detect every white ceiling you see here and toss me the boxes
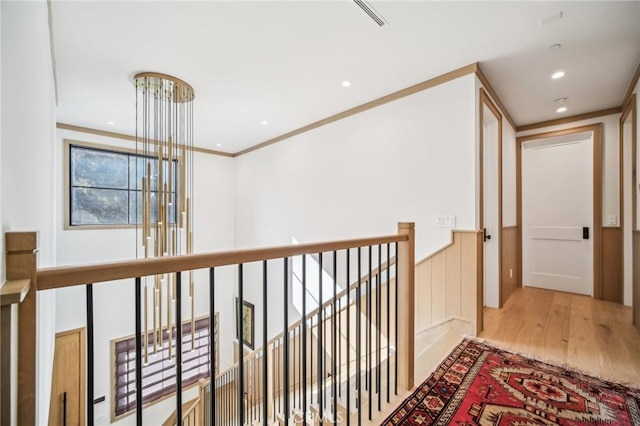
[51,1,640,154]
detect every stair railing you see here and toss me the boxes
[8,222,414,425]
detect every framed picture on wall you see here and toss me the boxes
[235,298,255,349]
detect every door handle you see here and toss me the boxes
[483,228,491,242]
[63,391,67,426]
[583,227,589,240]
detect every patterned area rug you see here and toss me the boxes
[383,339,640,425]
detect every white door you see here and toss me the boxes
[522,133,593,295]
[483,110,500,308]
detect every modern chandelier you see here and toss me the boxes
[134,72,195,364]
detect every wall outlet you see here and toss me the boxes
[607,215,617,225]
[434,215,456,228]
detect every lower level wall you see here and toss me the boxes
[415,230,482,335]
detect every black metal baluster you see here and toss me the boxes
[310,314,313,405]
[210,268,216,425]
[386,243,391,403]
[176,272,183,424]
[238,265,245,426]
[338,296,342,399]
[367,246,372,420]
[135,277,143,426]
[332,250,337,422]
[346,249,351,426]
[318,252,324,421]
[283,258,290,426]
[273,343,282,422]
[302,255,308,423]
[263,261,268,426]
[357,247,362,426]
[86,284,94,426]
[377,244,382,412]
[294,322,298,411]
[394,242,398,396]
[299,323,303,413]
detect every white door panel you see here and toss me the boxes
[483,116,500,308]
[531,226,582,241]
[522,135,593,296]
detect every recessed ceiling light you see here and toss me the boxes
[107,121,116,125]
[216,143,222,147]
[341,81,351,87]
[551,71,565,80]
[261,120,269,125]
[556,106,567,113]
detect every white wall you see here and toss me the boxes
[235,74,478,339]
[54,128,236,424]
[1,1,57,424]
[502,123,517,226]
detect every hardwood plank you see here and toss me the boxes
[500,227,519,304]
[634,231,640,333]
[431,253,446,322]
[602,227,622,303]
[445,233,461,318]
[423,260,432,328]
[460,233,476,326]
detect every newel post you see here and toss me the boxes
[396,222,415,391]
[5,232,38,426]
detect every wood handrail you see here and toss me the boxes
[37,234,406,291]
[0,279,31,306]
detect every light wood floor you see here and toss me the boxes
[366,287,640,424]
[480,286,640,386]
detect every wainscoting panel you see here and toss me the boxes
[501,226,519,305]
[415,231,483,336]
[602,227,622,303]
[633,231,640,332]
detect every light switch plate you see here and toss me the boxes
[607,215,617,225]
[434,215,456,228]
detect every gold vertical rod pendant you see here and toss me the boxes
[164,183,169,255]
[166,275,172,359]
[190,278,195,351]
[168,135,174,206]
[152,276,158,354]
[144,281,149,365]
[135,72,195,366]
[146,161,152,241]
[186,197,191,254]
[180,144,186,229]
[142,176,147,250]
[157,275,163,350]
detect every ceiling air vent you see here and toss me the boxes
[353,0,388,27]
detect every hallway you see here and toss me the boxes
[480,286,640,386]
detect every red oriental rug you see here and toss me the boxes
[383,339,640,425]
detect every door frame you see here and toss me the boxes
[516,124,603,298]
[621,94,637,328]
[479,88,504,307]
